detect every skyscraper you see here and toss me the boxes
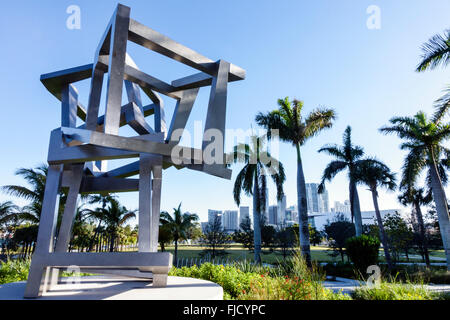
[223,210,239,232]
[268,205,278,225]
[208,209,223,227]
[305,183,329,214]
[239,206,250,227]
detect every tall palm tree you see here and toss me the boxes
[380,111,450,270]
[256,98,335,265]
[86,198,136,252]
[353,160,396,270]
[160,203,199,264]
[398,187,432,267]
[317,126,373,236]
[229,134,285,264]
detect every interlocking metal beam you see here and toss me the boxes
[26,2,245,298]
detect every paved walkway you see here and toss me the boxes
[323,276,450,295]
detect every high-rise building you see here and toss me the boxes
[239,206,250,227]
[268,205,278,225]
[277,195,286,225]
[208,209,223,226]
[223,210,239,232]
[305,183,329,214]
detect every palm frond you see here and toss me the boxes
[416,29,450,72]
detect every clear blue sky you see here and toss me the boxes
[0,0,449,222]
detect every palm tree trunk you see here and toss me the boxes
[414,201,430,268]
[296,144,312,266]
[109,234,115,252]
[350,180,363,236]
[89,221,102,252]
[370,186,393,270]
[174,239,178,266]
[252,173,262,264]
[428,160,450,270]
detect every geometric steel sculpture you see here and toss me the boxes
[24,3,245,298]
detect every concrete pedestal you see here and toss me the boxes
[0,276,223,300]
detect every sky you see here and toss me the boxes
[0,0,449,223]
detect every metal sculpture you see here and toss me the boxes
[24,3,245,298]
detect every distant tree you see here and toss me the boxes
[309,225,323,246]
[383,212,414,263]
[185,224,203,244]
[160,203,199,263]
[362,223,380,240]
[275,227,296,259]
[398,188,432,267]
[261,225,276,251]
[353,159,396,270]
[200,215,231,259]
[324,213,356,262]
[85,198,136,252]
[229,134,285,264]
[158,224,173,252]
[233,216,254,250]
[318,126,372,236]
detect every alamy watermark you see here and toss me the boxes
[66,5,81,30]
[366,5,381,30]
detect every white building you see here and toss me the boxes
[333,200,351,214]
[223,210,239,232]
[310,209,402,231]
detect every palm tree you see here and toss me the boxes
[380,111,450,270]
[0,201,18,227]
[229,134,286,264]
[86,194,117,251]
[160,203,199,265]
[353,160,396,270]
[398,187,432,267]
[2,165,52,224]
[416,29,450,72]
[256,98,335,265]
[317,126,372,236]
[86,198,136,252]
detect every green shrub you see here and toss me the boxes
[346,235,380,275]
[237,275,351,300]
[352,280,440,300]
[0,259,30,284]
[169,263,261,299]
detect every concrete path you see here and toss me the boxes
[323,276,450,295]
[0,275,223,300]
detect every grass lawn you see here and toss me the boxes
[162,245,342,264]
[160,244,445,265]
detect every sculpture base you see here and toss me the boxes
[0,276,223,300]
